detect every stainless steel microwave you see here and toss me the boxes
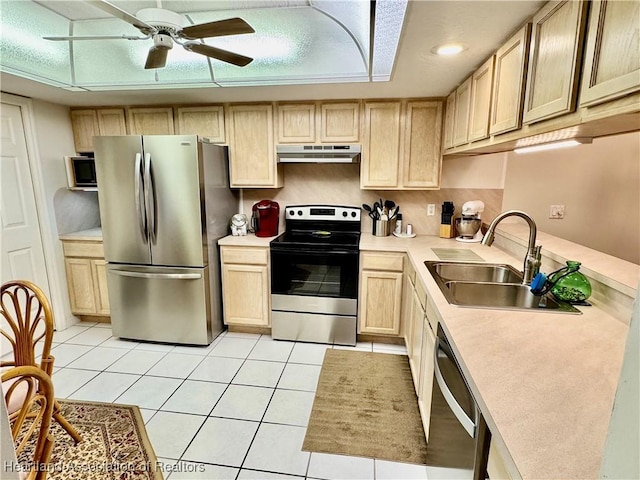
[65,155,97,189]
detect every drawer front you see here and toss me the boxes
[361,252,404,272]
[415,276,428,309]
[425,297,438,333]
[221,246,268,265]
[63,241,104,258]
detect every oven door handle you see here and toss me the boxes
[270,248,357,256]
[434,337,477,438]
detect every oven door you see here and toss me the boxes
[270,247,358,345]
[271,247,358,299]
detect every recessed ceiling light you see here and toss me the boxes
[432,44,466,56]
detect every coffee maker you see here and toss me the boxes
[252,200,280,237]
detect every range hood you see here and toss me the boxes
[277,145,361,163]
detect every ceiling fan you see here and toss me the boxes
[44,0,255,69]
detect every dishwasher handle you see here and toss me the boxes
[434,336,477,438]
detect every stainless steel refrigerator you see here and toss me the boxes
[94,135,237,345]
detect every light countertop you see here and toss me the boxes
[361,231,634,480]
[58,227,103,241]
[218,233,277,247]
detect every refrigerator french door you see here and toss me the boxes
[94,135,234,345]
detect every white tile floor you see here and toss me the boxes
[51,322,430,480]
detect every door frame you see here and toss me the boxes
[1,93,70,330]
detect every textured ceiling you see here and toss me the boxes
[1,1,545,106]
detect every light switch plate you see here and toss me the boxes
[549,205,565,219]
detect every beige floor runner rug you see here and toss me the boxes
[16,400,163,480]
[302,349,427,465]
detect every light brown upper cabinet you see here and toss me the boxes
[175,105,225,143]
[490,24,532,135]
[320,102,360,142]
[522,0,589,125]
[468,56,495,142]
[452,77,472,146]
[361,101,402,189]
[443,92,456,150]
[70,108,126,152]
[579,0,640,107]
[227,103,282,188]
[96,109,127,137]
[276,103,316,143]
[361,100,442,190]
[127,107,175,135]
[70,110,99,153]
[402,101,442,188]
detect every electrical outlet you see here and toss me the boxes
[427,204,436,216]
[549,205,565,219]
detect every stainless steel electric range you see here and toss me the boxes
[270,205,361,346]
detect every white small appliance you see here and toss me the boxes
[455,200,485,243]
[230,214,248,236]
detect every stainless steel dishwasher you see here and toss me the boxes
[426,325,491,480]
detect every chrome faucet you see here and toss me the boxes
[481,210,542,285]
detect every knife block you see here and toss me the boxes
[439,221,455,238]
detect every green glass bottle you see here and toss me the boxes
[550,261,591,303]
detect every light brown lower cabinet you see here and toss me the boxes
[62,240,109,316]
[220,246,270,327]
[487,438,514,479]
[358,252,404,335]
[408,286,425,392]
[418,317,436,441]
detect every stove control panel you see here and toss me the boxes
[285,205,361,221]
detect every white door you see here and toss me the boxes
[0,103,51,298]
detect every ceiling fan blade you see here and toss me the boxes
[183,43,253,67]
[180,18,255,40]
[86,0,156,34]
[43,34,147,41]
[144,46,169,69]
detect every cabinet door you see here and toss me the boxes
[359,270,402,335]
[468,56,495,142]
[579,0,640,107]
[70,110,99,153]
[227,104,279,188]
[408,288,424,392]
[361,101,401,189]
[452,77,472,147]
[443,92,456,150]
[175,106,225,142]
[90,259,110,315]
[490,24,531,135]
[320,102,360,142]
[277,103,316,143]
[418,322,435,441]
[522,0,589,124]
[402,100,443,188]
[127,107,175,135]
[65,258,97,314]
[222,264,270,326]
[401,271,415,345]
[96,108,127,136]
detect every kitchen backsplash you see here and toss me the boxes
[53,188,101,234]
[241,163,503,235]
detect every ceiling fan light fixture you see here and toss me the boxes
[432,43,466,56]
[153,33,173,49]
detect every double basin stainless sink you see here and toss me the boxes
[424,261,581,314]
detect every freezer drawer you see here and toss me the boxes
[107,264,214,345]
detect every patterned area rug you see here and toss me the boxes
[302,349,427,464]
[16,400,163,480]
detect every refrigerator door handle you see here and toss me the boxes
[134,153,147,243]
[143,152,156,244]
[110,270,202,280]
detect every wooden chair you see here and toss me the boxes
[2,365,55,480]
[1,280,82,444]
